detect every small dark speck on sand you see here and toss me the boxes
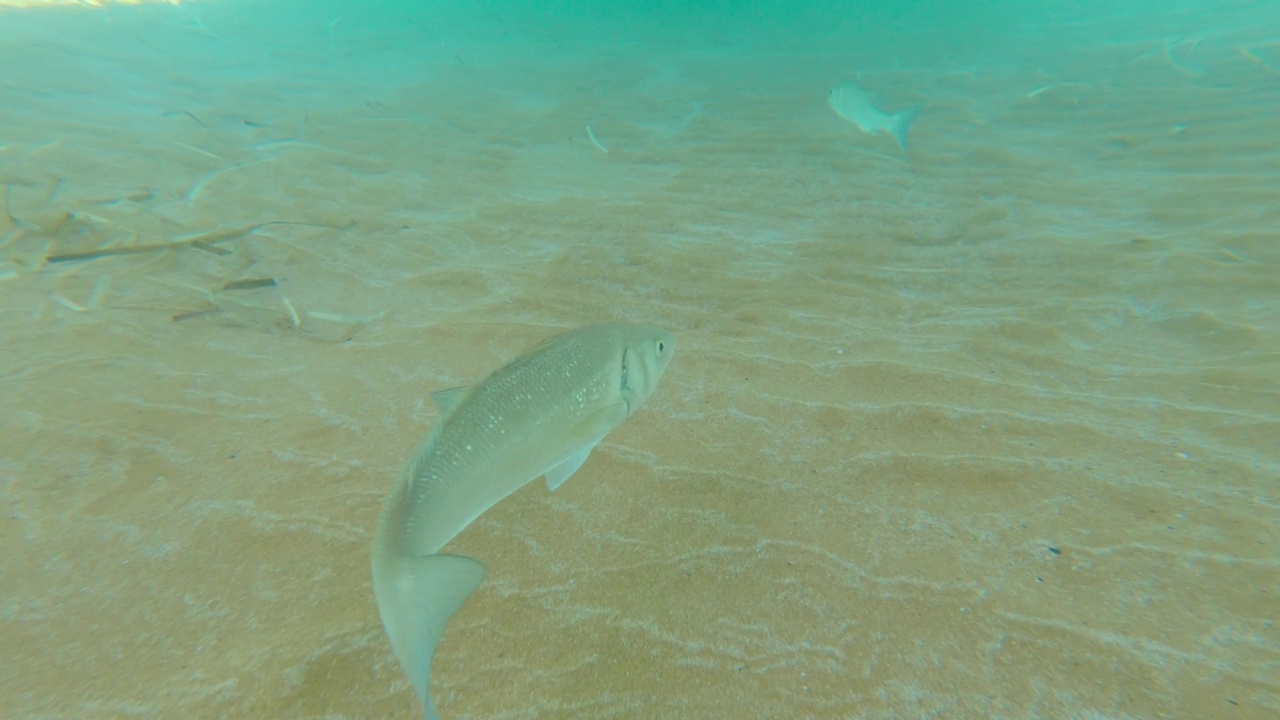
[1047,546,1061,555]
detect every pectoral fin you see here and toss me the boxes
[543,401,633,492]
[545,443,596,491]
[380,553,486,720]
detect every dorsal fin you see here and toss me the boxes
[430,386,472,419]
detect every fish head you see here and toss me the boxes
[618,324,675,415]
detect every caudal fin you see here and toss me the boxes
[374,553,486,720]
[889,107,922,153]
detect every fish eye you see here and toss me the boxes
[657,341,665,354]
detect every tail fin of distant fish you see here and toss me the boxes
[376,554,486,720]
[890,107,921,153]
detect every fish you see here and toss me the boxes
[827,82,921,153]
[371,321,676,720]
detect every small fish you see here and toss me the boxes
[828,82,921,153]
[372,322,675,720]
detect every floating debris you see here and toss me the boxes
[219,277,277,292]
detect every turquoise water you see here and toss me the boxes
[2,2,1277,719]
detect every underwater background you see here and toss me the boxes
[2,1,1277,718]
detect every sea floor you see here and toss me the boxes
[2,2,1278,719]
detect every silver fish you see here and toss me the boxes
[371,322,675,719]
[828,81,921,153]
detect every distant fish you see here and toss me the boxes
[372,322,675,720]
[827,82,921,153]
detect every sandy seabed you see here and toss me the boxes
[1,3,1278,719]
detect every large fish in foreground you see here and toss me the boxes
[372,322,675,719]
[828,81,921,153]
